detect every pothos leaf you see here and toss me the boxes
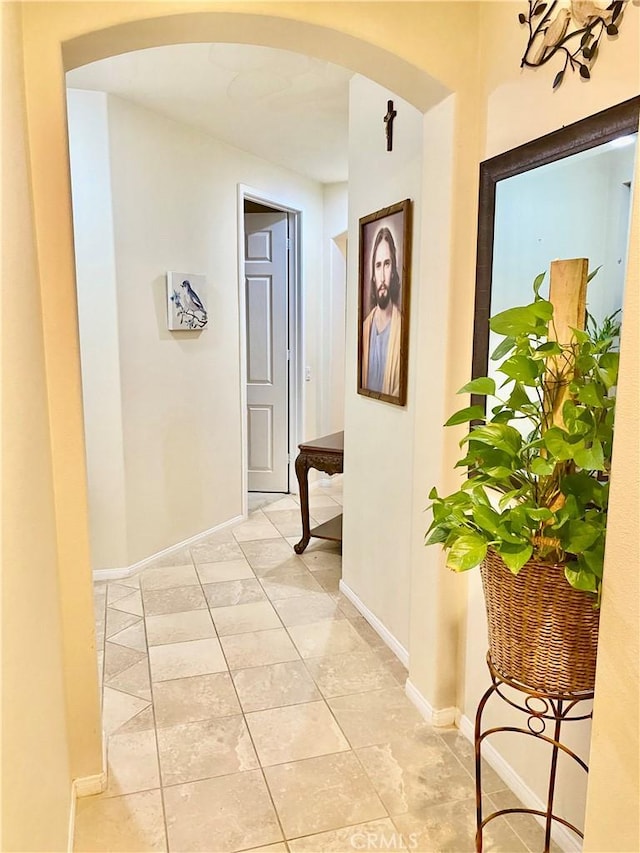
[564,519,600,552]
[531,457,554,476]
[587,265,602,283]
[532,272,546,297]
[446,534,488,572]
[494,542,533,574]
[444,406,487,427]
[490,305,544,336]
[458,377,496,396]
[491,336,516,361]
[425,526,449,545]
[575,439,605,471]
[564,565,598,593]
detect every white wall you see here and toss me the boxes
[486,140,636,410]
[321,182,348,434]
[68,91,325,569]
[67,89,128,568]
[492,142,635,319]
[342,75,423,651]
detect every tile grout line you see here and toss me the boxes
[95,488,403,851]
[261,530,396,833]
[210,524,290,849]
[184,521,293,847]
[97,584,108,715]
[219,515,375,848]
[136,570,171,853]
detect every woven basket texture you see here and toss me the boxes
[480,549,600,695]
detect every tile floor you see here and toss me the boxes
[81,477,556,852]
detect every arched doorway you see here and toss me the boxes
[20,5,460,782]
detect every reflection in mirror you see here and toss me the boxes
[472,97,640,390]
[488,132,637,389]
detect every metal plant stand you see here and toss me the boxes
[475,654,594,853]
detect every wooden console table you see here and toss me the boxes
[293,431,343,554]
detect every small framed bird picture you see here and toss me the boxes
[167,272,208,331]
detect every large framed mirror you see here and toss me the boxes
[472,96,639,389]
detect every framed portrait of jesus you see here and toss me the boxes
[357,199,412,407]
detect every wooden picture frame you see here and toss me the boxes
[357,199,412,406]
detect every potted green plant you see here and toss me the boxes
[426,269,620,693]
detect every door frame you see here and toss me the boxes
[237,184,303,515]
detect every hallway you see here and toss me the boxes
[81,478,547,852]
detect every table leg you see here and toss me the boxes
[294,453,311,554]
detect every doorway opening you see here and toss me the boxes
[238,187,302,514]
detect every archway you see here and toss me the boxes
[20,4,463,781]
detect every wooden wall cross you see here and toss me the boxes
[384,100,397,151]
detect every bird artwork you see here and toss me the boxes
[519,0,626,88]
[569,0,613,27]
[533,7,571,63]
[167,273,208,330]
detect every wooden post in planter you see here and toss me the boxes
[546,258,589,428]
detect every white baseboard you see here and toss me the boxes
[93,515,244,581]
[68,732,108,850]
[458,714,582,853]
[68,774,107,852]
[338,579,408,667]
[405,678,457,726]
[73,771,107,797]
[67,782,76,853]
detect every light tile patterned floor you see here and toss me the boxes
[82,478,554,853]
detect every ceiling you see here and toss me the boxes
[66,43,353,184]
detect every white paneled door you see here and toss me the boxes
[245,211,290,492]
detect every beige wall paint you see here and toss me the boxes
[18,4,104,783]
[408,93,470,712]
[343,74,424,651]
[478,1,639,158]
[457,2,640,841]
[8,2,639,849]
[1,4,75,849]
[584,126,640,853]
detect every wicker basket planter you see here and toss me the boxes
[480,549,600,695]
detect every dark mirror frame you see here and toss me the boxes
[472,95,640,398]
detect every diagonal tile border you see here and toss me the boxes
[102,686,151,736]
[103,642,147,682]
[109,621,148,653]
[106,658,152,702]
[110,589,144,617]
[107,583,136,606]
[106,608,142,639]
[115,705,156,735]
